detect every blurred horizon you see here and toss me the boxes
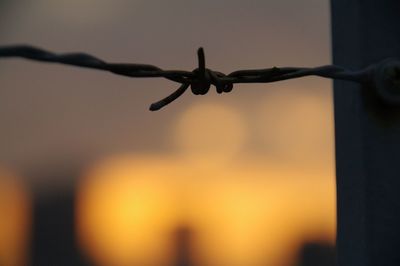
[0,0,335,265]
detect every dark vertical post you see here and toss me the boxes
[30,167,89,266]
[172,226,196,266]
[331,1,400,265]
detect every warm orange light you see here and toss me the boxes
[0,168,31,266]
[76,156,335,266]
[76,156,183,266]
[182,166,335,266]
[77,90,335,266]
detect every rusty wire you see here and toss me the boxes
[0,45,369,111]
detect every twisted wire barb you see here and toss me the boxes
[0,45,374,111]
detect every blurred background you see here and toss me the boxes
[0,0,335,265]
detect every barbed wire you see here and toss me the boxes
[0,45,385,111]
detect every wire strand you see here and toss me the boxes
[0,45,369,111]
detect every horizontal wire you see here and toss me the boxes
[0,44,368,111]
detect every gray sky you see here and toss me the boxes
[0,0,331,174]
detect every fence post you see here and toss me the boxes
[331,1,400,265]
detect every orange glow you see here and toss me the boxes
[77,95,335,266]
[77,156,335,266]
[76,157,181,266]
[0,168,31,266]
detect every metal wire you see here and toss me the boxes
[0,45,369,111]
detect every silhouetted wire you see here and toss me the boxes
[0,45,368,111]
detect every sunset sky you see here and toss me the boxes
[0,1,334,265]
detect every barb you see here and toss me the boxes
[0,45,378,110]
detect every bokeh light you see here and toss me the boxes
[77,155,335,266]
[0,168,31,266]
[77,80,335,266]
[76,156,182,266]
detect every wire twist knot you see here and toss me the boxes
[1,44,398,111]
[190,48,233,95]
